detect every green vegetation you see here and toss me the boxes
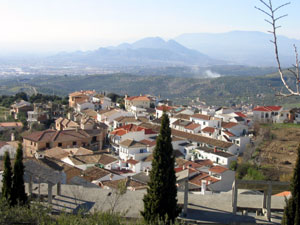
[282,145,300,225]
[0,92,68,108]
[236,162,265,180]
[0,71,299,106]
[142,113,180,224]
[1,152,13,205]
[12,143,28,206]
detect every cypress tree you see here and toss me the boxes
[142,113,180,224]
[12,143,27,206]
[282,145,300,225]
[1,151,13,205]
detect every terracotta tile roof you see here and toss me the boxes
[110,124,156,136]
[98,154,118,165]
[274,191,291,197]
[194,159,214,167]
[71,154,103,164]
[189,172,219,186]
[235,112,247,118]
[82,109,98,119]
[202,127,215,133]
[156,105,173,112]
[119,139,147,148]
[0,122,23,128]
[253,106,282,112]
[83,166,111,181]
[63,147,93,156]
[101,178,147,190]
[222,122,239,129]
[42,147,69,159]
[223,131,235,137]
[185,123,200,130]
[191,114,211,120]
[209,165,228,174]
[126,96,150,101]
[23,129,99,143]
[140,139,156,147]
[126,158,139,165]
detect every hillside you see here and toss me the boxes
[1,71,300,106]
[175,31,300,66]
[250,123,300,181]
[46,37,222,67]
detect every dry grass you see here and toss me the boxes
[258,124,300,181]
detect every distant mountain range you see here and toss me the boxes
[47,37,223,67]
[175,31,300,66]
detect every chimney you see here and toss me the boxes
[146,168,149,176]
[214,147,217,153]
[201,180,207,194]
[183,165,186,170]
[110,173,114,180]
[11,133,15,141]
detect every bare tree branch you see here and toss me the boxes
[256,0,299,96]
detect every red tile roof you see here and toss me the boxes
[156,105,173,112]
[223,131,235,137]
[274,191,291,197]
[189,172,219,186]
[222,122,238,129]
[209,165,228,174]
[185,123,200,130]
[235,112,247,118]
[202,127,215,133]
[253,106,282,112]
[191,114,211,120]
[126,158,139,165]
[110,124,156,136]
[140,139,156,147]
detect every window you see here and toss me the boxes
[203,122,206,125]
[46,143,50,148]
[73,141,77,146]
[58,143,62,147]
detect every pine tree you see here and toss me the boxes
[282,145,300,225]
[142,113,180,224]
[1,151,13,205]
[11,143,27,206]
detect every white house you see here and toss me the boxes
[194,147,237,168]
[253,106,283,123]
[118,139,151,161]
[76,102,95,113]
[190,114,221,129]
[221,122,248,137]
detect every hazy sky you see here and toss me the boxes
[0,0,299,53]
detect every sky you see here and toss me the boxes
[0,0,299,53]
